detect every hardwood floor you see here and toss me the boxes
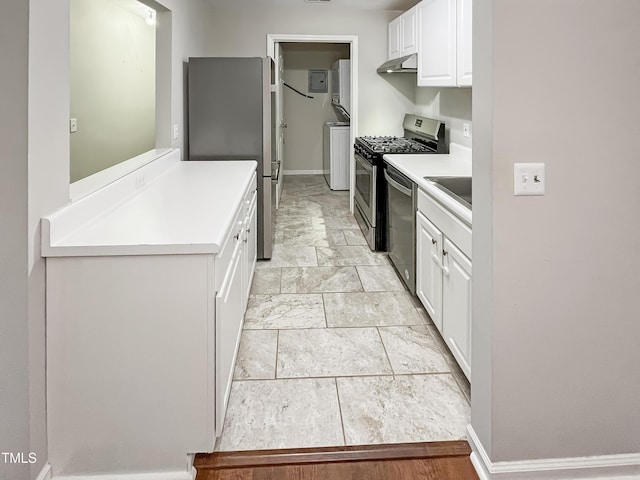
[195,441,479,480]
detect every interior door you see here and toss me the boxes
[275,43,285,208]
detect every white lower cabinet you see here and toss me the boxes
[243,194,258,308]
[215,241,244,437]
[442,238,472,377]
[416,189,472,379]
[44,167,258,478]
[416,211,443,331]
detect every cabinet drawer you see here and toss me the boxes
[244,172,257,207]
[418,188,471,259]
[215,174,257,293]
[215,204,245,293]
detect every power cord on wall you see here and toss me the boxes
[284,82,314,99]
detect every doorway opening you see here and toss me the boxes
[268,34,358,213]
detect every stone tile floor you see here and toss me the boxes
[217,175,470,452]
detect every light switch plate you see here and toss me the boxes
[70,118,78,133]
[514,163,545,195]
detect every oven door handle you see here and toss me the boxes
[384,169,412,197]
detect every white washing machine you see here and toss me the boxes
[323,122,351,191]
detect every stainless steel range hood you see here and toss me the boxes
[377,54,417,74]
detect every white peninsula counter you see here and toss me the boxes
[42,150,257,480]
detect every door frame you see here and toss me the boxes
[267,34,358,213]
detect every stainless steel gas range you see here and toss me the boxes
[353,114,447,252]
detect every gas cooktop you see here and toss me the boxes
[356,136,435,154]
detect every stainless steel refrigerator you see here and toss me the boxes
[187,57,276,259]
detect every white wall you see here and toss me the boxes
[282,43,349,173]
[205,6,416,137]
[414,86,472,148]
[70,0,156,182]
[472,0,640,466]
[0,2,31,480]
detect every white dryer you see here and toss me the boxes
[323,122,350,191]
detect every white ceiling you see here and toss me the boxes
[204,0,419,11]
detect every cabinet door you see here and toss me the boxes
[401,6,418,56]
[417,0,457,87]
[456,0,473,86]
[388,16,402,60]
[244,198,257,306]
[442,238,472,379]
[416,211,443,331]
[215,243,244,437]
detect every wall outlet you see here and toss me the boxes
[173,124,179,140]
[514,163,545,195]
[70,118,78,133]
[463,122,470,138]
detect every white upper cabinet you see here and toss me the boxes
[456,0,473,86]
[417,0,457,86]
[388,5,418,60]
[417,0,472,87]
[388,16,402,60]
[401,6,418,57]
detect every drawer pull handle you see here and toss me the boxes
[431,238,436,245]
[234,233,240,241]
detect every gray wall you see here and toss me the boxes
[282,43,349,173]
[3,2,212,479]
[205,6,417,137]
[28,2,73,478]
[70,0,156,182]
[472,0,640,463]
[0,1,30,479]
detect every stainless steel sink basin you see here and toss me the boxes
[425,176,472,208]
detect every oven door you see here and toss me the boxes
[354,153,376,227]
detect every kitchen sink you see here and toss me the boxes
[425,176,472,208]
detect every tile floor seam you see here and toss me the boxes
[275,329,280,380]
[271,372,397,381]
[375,326,396,377]
[249,325,428,332]
[333,377,348,446]
[231,372,460,383]
[321,293,328,329]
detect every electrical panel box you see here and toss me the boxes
[308,70,328,93]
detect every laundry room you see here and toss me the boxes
[280,42,350,186]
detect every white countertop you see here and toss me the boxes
[43,154,257,257]
[384,143,472,225]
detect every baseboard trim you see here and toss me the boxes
[52,470,195,480]
[283,169,323,175]
[467,425,640,479]
[35,463,52,480]
[195,441,472,470]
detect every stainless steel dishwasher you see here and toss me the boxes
[385,164,417,295]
